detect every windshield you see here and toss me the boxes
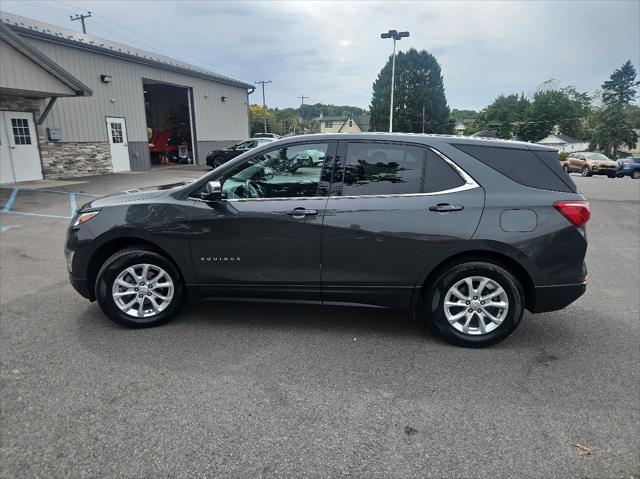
[586,153,610,161]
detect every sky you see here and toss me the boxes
[2,0,639,111]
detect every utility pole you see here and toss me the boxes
[70,12,92,34]
[298,94,309,133]
[380,29,409,132]
[422,105,426,134]
[255,80,272,133]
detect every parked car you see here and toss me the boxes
[616,156,640,179]
[563,152,619,177]
[66,134,588,347]
[253,133,280,139]
[206,138,275,168]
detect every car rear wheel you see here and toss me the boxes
[581,166,592,177]
[95,247,184,328]
[632,169,640,179]
[426,261,524,347]
[563,164,569,174]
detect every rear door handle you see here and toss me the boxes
[286,207,318,217]
[429,203,464,212]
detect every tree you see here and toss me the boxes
[370,48,451,133]
[450,109,478,121]
[470,94,529,139]
[590,61,639,156]
[518,86,592,142]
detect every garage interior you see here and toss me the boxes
[144,81,195,165]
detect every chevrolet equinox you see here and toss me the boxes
[66,134,589,347]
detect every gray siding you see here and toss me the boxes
[0,38,75,96]
[20,37,250,163]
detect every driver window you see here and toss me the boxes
[221,142,329,199]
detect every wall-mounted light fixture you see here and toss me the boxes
[204,94,210,99]
[221,96,227,102]
[100,74,112,83]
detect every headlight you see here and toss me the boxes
[73,210,100,226]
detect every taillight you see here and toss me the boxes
[553,200,590,227]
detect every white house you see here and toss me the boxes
[537,133,589,153]
[316,113,370,133]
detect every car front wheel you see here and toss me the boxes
[95,247,184,328]
[581,166,592,177]
[426,261,524,347]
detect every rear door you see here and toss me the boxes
[321,140,485,309]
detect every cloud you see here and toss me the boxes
[2,0,639,110]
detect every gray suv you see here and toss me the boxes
[66,134,589,347]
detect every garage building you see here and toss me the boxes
[0,11,253,183]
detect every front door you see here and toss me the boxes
[321,140,485,309]
[0,111,43,183]
[106,117,130,172]
[189,140,336,301]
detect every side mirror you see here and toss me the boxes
[200,180,222,202]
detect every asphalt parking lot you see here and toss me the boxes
[1,169,638,478]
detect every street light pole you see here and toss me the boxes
[380,30,409,133]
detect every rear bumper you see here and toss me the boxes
[529,282,586,313]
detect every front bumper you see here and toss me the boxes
[69,273,93,300]
[529,282,586,313]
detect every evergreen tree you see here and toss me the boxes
[370,48,451,133]
[591,61,639,156]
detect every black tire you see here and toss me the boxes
[425,260,524,347]
[581,166,592,177]
[211,156,225,169]
[607,173,616,178]
[95,247,184,328]
[616,172,625,178]
[562,164,569,174]
[632,169,640,180]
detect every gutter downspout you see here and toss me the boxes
[247,86,255,137]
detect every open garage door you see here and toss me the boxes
[143,81,196,166]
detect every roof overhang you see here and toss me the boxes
[0,21,92,97]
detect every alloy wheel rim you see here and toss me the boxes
[633,170,640,179]
[582,167,589,176]
[444,276,509,336]
[112,263,174,319]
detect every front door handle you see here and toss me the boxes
[287,207,318,217]
[429,203,464,212]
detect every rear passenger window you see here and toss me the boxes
[452,143,572,193]
[340,142,464,196]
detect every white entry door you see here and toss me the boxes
[0,111,43,183]
[106,117,130,172]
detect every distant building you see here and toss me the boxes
[537,133,589,153]
[453,119,474,135]
[471,130,498,139]
[317,113,370,133]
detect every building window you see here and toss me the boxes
[325,121,333,128]
[110,122,123,143]
[11,118,31,145]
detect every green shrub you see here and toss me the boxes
[558,151,569,162]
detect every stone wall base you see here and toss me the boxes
[40,141,112,179]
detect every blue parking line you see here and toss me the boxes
[69,192,77,217]
[2,187,19,212]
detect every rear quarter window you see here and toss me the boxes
[452,144,574,193]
